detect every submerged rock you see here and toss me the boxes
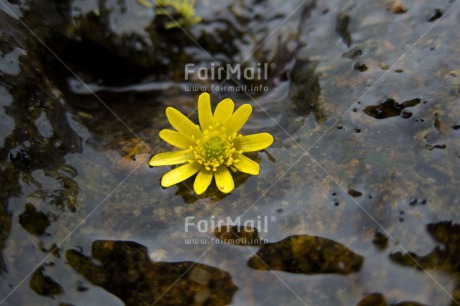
[29,266,63,297]
[390,221,460,272]
[67,240,238,306]
[357,293,387,306]
[363,98,421,119]
[18,203,51,236]
[356,293,428,306]
[247,235,363,275]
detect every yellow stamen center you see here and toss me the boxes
[203,136,226,160]
[192,124,239,171]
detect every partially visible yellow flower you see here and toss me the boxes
[155,0,201,29]
[137,0,201,28]
[150,93,274,194]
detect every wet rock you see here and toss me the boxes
[21,0,208,86]
[1,7,82,275]
[17,0,307,155]
[67,240,238,306]
[247,235,363,275]
[29,0,303,89]
[41,0,163,85]
[1,0,459,304]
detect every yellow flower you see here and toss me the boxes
[155,0,201,29]
[149,93,274,194]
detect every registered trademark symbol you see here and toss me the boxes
[270,216,276,222]
[270,63,276,70]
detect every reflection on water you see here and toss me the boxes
[175,166,253,204]
[66,240,238,306]
[248,235,363,275]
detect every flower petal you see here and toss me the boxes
[225,104,252,134]
[149,150,194,167]
[193,168,213,195]
[159,129,194,149]
[198,92,213,130]
[233,154,260,175]
[214,98,234,124]
[161,162,202,188]
[234,133,274,152]
[214,166,234,193]
[166,107,202,139]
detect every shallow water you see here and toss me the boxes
[1,0,459,305]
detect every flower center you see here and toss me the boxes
[203,136,226,160]
[192,125,239,171]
